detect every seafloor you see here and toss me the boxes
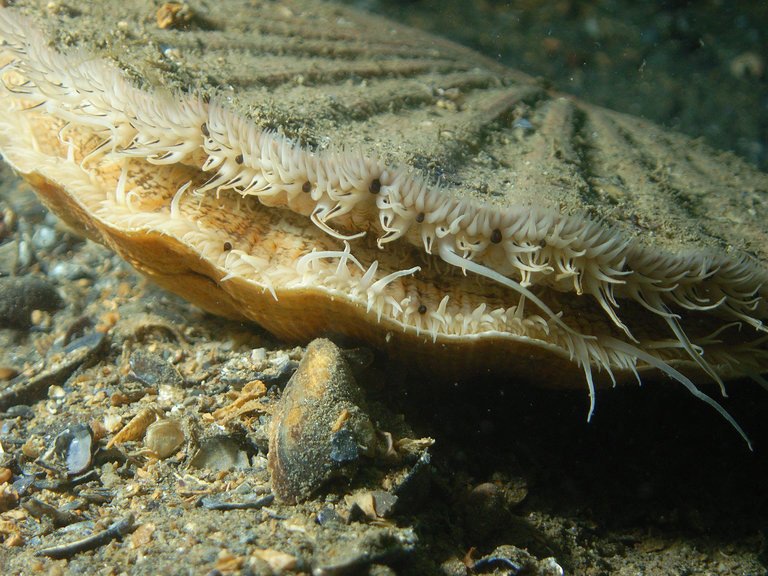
[1,1,767,575]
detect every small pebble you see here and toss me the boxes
[31,225,57,250]
[0,366,19,381]
[17,239,33,268]
[250,348,267,363]
[129,350,184,387]
[730,51,764,79]
[48,385,66,399]
[368,565,397,576]
[251,549,297,575]
[0,276,62,328]
[316,507,342,526]
[3,405,33,419]
[512,118,534,132]
[329,428,359,465]
[49,261,91,281]
[464,482,510,541]
[188,436,250,471]
[0,240,20,275]
[156,2,191,29]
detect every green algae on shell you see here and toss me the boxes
[0,0,766,445]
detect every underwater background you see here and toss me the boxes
[345,0,768,170]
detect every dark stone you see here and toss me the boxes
[330,428,359,465]
[0,275,62,328]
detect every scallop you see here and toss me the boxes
[0,1,766,445]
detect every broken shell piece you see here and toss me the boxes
[66,426,94,476]
[144,418,184,459]
[472,545,564,576]
[212,379,267,424]
[0,483,18,512]
[102,414,123,434]
[268,339,377,503]
[188,436,250,471]
[48,424,94,476]
[128,350,183,388]
[345,490,399,521]
[106,405,162,448]
[250,549,298,574]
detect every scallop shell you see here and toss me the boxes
[0,1,766,442]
